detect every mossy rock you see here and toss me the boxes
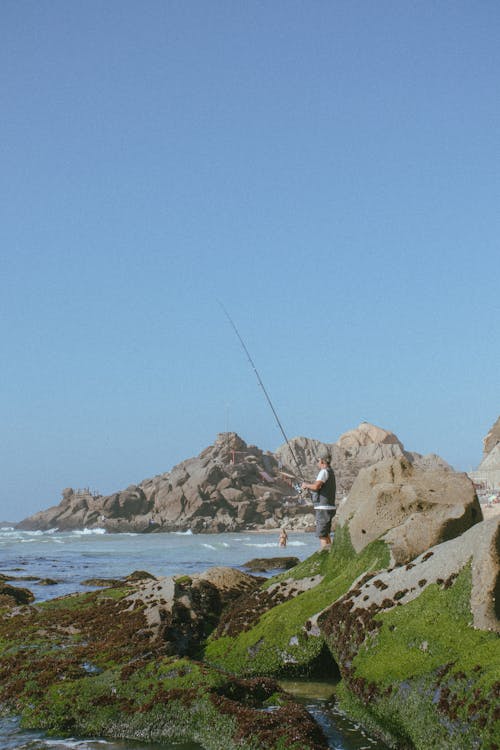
[204,526,390,676]
[322,564,500,749]
[0,583,34,606]
[0,577,329,749]
[13,654,329,749]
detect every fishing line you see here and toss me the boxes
[219,301,305,482]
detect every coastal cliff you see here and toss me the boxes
[17,423,452,533]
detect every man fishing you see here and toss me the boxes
[301,449,336,549]
[221,304,336,549]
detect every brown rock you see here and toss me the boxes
[275,422,445,499]
[123,566,259,655]
[337,457,482,564]
[336,422,403,450]
[0,583,34,606]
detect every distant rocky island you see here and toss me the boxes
[17,422,453,533]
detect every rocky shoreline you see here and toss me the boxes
[2,425,499,749]
[2,419,498,748]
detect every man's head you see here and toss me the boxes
[317,447,331,466]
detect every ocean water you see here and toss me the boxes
[0,527,388,750]
[0,527,318,601]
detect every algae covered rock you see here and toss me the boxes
[337,457,482,564]
[121,566,260,656]
[3,482,499,750]
[204,510,499,749]
[0,566,330,748]
[0,573,328,750]
[0,582,34,606]
[204,526,390,677]
[318,517,500,749]
[20,658,328,750]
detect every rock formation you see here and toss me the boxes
[0,580,34,607]
[17,433,307,533]
[469,415,500,489]
[336,456,482,564]
[17,424,453,533]
[275,422,452,499]
[483,416,500,458]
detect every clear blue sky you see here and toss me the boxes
[1,1,498,521]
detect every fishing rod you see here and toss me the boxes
[219,302,305,483]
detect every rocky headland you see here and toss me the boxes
[17,422,453,533]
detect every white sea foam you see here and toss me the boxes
[174,529,193,535]
[72,528,106,536]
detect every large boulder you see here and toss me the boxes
[337,457,482,564]
[124,567,260,655]
[0,582,34,607]
[480,442,500,472]
[102,485,151,517]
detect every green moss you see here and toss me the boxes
[20,667,236,745]
[355,567,496,683]
[19,658,319,750]
[96,586,133,600]
[205,527,390,676]
[337,565,500,749]
[36,592,97,611]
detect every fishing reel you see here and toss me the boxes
[292,481,312,504]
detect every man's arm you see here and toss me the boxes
[302,479,324,492]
